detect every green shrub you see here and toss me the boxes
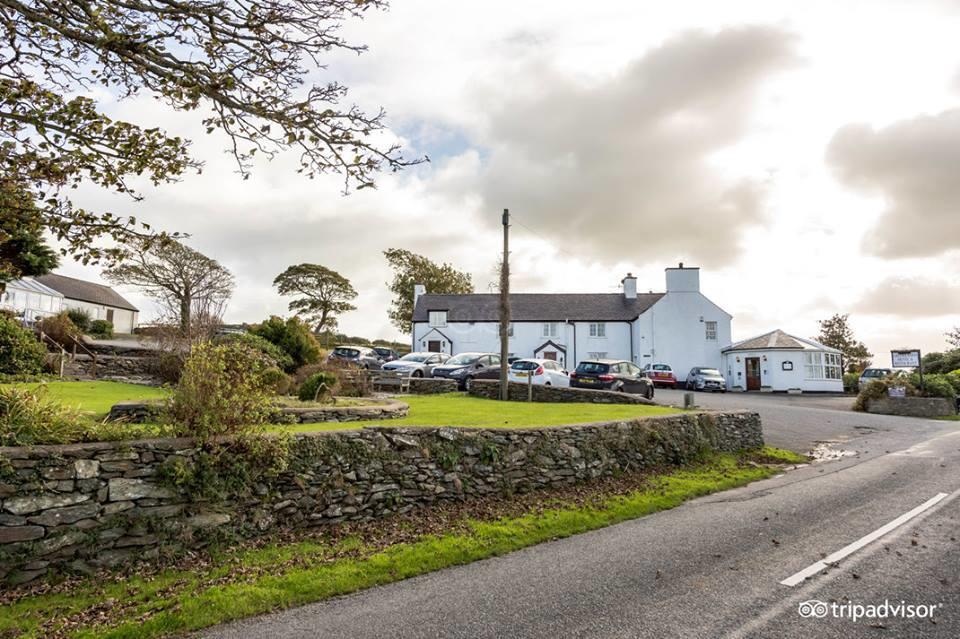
[151,351,185,384]
[38,312,81,346]
[842,372,859,393]
[921,350,960,374]
[945,370,960,394]
[0,385,88,446]
[250,316,320,372]
[88,319,114,338]
[853,372,957,411]
[214,331,295,371]
[66,308,92,332]
[298,371,339,402]
[167,341,273,440]
[853,379,891,411]
[261,367,295,396]
[0,316,47,375]
[912,374,957,399]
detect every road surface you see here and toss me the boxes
[204,393,960,638]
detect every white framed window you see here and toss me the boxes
[588,351,608,359]
[824,353,842,379]
[589,322,606,338]
[542,322,559,338]
[804,352,824,379]
[428,311,447,327]
[705,321,717,341]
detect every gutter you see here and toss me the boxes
[566,320,576,368]
[627,320,634,363]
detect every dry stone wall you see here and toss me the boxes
[468,379,654,404]
[0,411,761,584]
[865,397,957,417]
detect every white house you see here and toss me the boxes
[721,329,843,393]
[411,264,731,375]
[0,278,65,323]
[34,273,139,334]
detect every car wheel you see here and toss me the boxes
[412,370,423,378]
[464,377,473,391]
[645,387,653,400]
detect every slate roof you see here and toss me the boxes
[413,293,665,323]
[723,329,840,353]
[34,274,138,312]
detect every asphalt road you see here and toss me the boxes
[203,394,960,639]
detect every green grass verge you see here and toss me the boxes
[0,449,790,639]
[275,392,683,433]
[1,381,168,420]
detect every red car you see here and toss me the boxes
[643,363,677,387]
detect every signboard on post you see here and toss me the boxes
[891,349,921,368]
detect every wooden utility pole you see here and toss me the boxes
[499,208,511,401]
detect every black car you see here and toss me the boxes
[372,346,400,362]
[430,352,502,390]
[569,359,654,399]
[327,345,383,370]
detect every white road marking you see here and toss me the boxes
[779,492,950,587]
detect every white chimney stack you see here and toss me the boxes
[413,283,426,307]
[665,263,699,292]
[622,273,637,299]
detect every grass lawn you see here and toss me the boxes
[275,392,684,433]
[1,381,168,420]
[0,447,805,639]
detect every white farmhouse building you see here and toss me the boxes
[1,278,65,323]
[721,329,843,393]
[411,265,731,375]
[34,274,139,334]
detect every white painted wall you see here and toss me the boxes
[61,299,139,334]
[721,350,843,392]
[637,293,731,379]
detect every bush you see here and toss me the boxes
[250,316,320,372]
[38,312,81,346]
[261,367,295,396]
[0,316,47,375]
[66,308,92,332]
[214,331,295,371]
[89,319,114,338]
[0,385,88,446]
[151,351,186,384]
[911,373,957,400]
[842,372,859,393]
[853,372,957,411]
[921,350,960,374]
[167,341,273,440]
[298,371,339,402]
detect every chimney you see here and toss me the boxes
[413,283,426,308]
[622,273,637,299]
[665,263,699,292]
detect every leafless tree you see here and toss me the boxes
[104,239,234,336]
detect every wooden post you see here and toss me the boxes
[499,208,511,401]
[527,372,533,402]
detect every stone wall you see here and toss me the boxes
[468,379,654,405]
[865,397,957,418]
[408,378,459,394]
[0,411,761,583]
[107,399,410,424]
[69,354,159,383]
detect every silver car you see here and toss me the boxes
[685,367,727,392]
[381,352,450,378]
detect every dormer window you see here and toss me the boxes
[428,311,447,327]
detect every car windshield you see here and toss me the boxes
[511,361,539,370]
[699,369,722,376]
[863,369,889,378]
[576,362,610,374]
[399,354,429,363]
[333,348,359,357]
[373,348,391,355]
[653,364,671,371]
[446,354,480,365]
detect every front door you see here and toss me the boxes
[745,357,761,391]
[428,340,441,353]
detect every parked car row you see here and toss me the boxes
[639,362,728,392]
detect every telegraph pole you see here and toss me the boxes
[499,208,511,401]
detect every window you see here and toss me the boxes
[824,353,842,380]
[589,322,606,338]
[705,321,717,341]
[588,351,607,359]
[542,322,559,338]
[489,355,501,366]
[804,352,824,379]
[428,311,447,327]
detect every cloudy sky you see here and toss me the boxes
[60,0,960,359]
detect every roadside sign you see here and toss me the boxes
[888,386,906,398]
[891,349,921,368]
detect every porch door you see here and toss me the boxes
[427,340,441,353]
[745,357,761,391]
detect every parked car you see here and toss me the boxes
[685,367,727,392]
[508,358,570,387]
[642,363,677,388]
[327,345,383,370]
[859,367,894,388]
[381,351,449,377]
[431,352,502,390]
[372,346,400,362]
[570,359,654,399]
